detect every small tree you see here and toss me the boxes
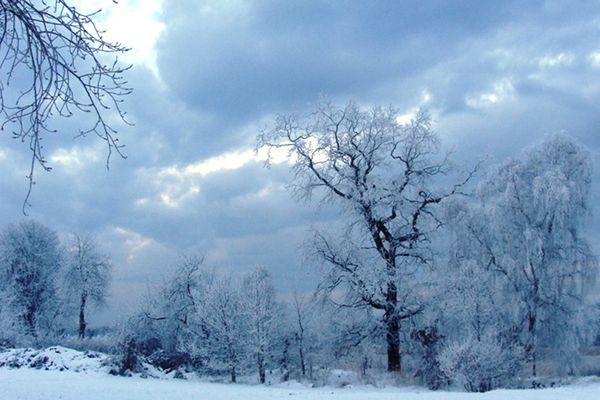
[259,101,473,372]
[64,234,111,339]
[292,291,310,378]
[0,220,62,341]
[242,268,276,384]
[201,275,248,382]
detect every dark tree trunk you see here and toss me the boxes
[258,352,266,384]
[281,338,290,382]
[24,305,37,338]
[295,303,306,377]
[386,282,401,372]
[528,310,537,377]
[298,337,306,377]
[79,293,87,339]
[230,366,237,383]
[386,316,401,372]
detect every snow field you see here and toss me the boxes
[2,347,600,400]
[2,368,600,400]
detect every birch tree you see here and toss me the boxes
[63,234,111,339]
[460,135,596,376]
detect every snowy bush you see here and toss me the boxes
[437,333,523,392]
[326,369,358,387]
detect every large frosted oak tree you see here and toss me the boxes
[258,101,473,372]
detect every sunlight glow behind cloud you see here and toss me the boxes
[74,0,165,78]
[49,147,101,171]
[539,52,575,68]
[466,78,515,109]
[138,146,292,209]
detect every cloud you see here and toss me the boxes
[156,1,535,127]
[466,78,516,109]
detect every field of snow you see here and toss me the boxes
[2,347,600,400]
[3,368,600,400]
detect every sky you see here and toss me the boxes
[1,0,600,325]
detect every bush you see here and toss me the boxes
[148,350,192,372]
[438,334,523,392]
[113,335,143,376]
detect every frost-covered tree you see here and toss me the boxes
[137,256,211,369]
[0,220,62,341]
[275,292,325,380]
[457,135,597,377]
[259,101,474,372]
[242,268,277,384]
[63,234,111,339]
[201,275,248,382]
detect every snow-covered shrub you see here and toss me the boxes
[113,335,143,376]
[326,369,358,387]
[438,333,523,392]
[147,350,193,373]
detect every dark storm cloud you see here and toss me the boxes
[155,1,542,152]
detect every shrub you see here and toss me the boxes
[438,333,523,392]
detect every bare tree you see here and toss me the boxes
[0,0,131,211]
[258,101,474,372]
[64,234,111,339]
[292,291,308,378]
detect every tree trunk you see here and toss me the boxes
[298,337,306,377]
[528,310,537,377]
[386,315,401,372]
[24,305,37,338]
[281,338,290,382]
[258,352,266,384]
[386,282,401,372]
[79,293,87,339]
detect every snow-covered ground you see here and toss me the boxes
[2,347,600,400]
[3,369,600,400]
